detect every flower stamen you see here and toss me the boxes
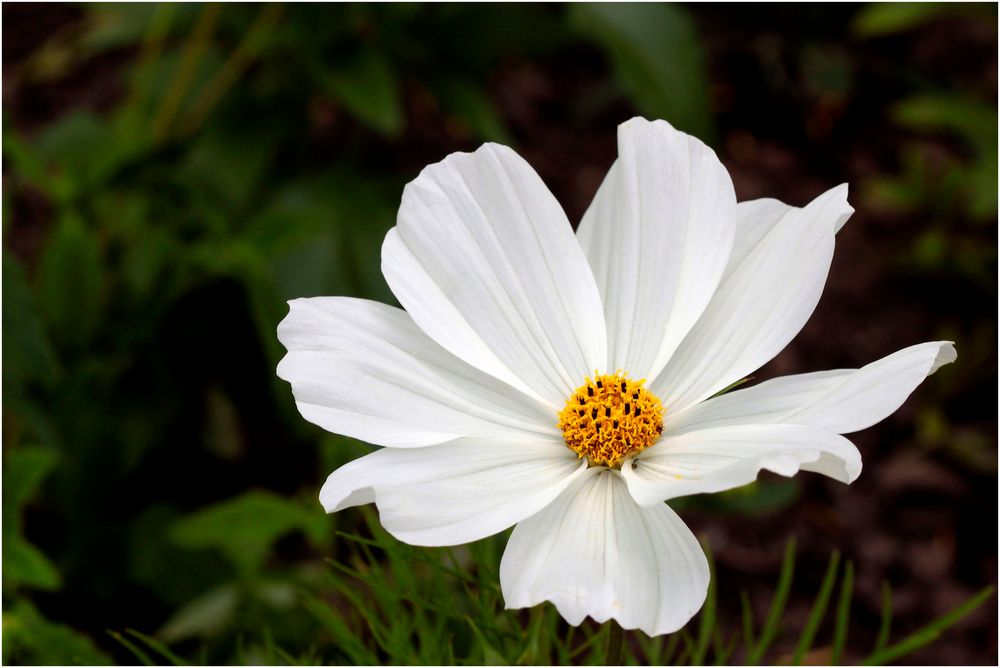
[558,372,664,468]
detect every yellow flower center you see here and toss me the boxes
[558,373,664,468]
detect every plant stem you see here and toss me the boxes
[152,2,222,141]
[605,620,624,665]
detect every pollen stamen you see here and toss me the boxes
[558,372,665,468]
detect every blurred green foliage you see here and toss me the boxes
[851,2,998,480]
[2,2,995,665]
[4,447,61,592]
[569,3,713,140]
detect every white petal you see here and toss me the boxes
[577,118,736,379]
[500,469,709,636]
[662,370,851,436]
[652,184,855,412]
[623,425,862,506]
[382,143,607,406]
[277,297,556,447]
[725,197,852,283]
[319,437,587,546]
[665,342,956,436]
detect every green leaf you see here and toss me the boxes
[81,3,178,52]
[2,446,62,591]
[126,505,230,607]
[852,2,956,37]
[37,212,105,348]
[3,445,59,526]
[4,539,61,591]
[890,94,998,220]
[2,123,62,199]
[434,79,511,143]
[181,121,279,213]
[715,479,801,516]
[158,583,240,642]
[321,49,404,137]
[2,252,59,393]
[672,478,801,517]
[2,599,111,665]
[892,94,997,146]
[169,490,328,575]
[708,376,753,400]
[32,111,127,195]
[89,190,177,302]
[862,586,995,666]
[569,3,713,141]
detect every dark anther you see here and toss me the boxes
[578,409,584,417]
[591,408,598,419]
[620,381,627,393]
[596,380,603,389]
[613,420,619,429]
[624,403,631,415]
[605,407,611,417]
[632,391,639,400]
[578,396,585,405]
[587,386,594,397]
[635,407,642,416]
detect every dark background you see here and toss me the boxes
[3,3,997,665]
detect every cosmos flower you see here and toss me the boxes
[276,118,956,636]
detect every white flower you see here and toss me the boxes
[276,117,956,636]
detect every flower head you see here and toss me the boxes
[277,118,956,636]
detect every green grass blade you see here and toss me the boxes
[831,560,854,665]
[550,615,571,664]
[740,589,756,660]
[660,633,681,666]
[747,537,796,664]
[673,630,694,665]
[636,632,656,665]
[604,620,624,665]
[300,593,373,665]
[324,564,394,654]
[713,629,740,666]
[692,541,717,665]
[791,550,841,665]
[273,645,302,665]
[873,581,893,654]
[861,586,995,666]
[124,629,188,665]
[106,630,155,666]
[569,624,606,660]
[515,607,546,665]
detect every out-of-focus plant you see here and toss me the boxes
[851,2,997,480]
[569,3,714,141]
[2,445,112,664]
[854,2,997,227]
[2,5,564,662]
[107,525,996,666]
